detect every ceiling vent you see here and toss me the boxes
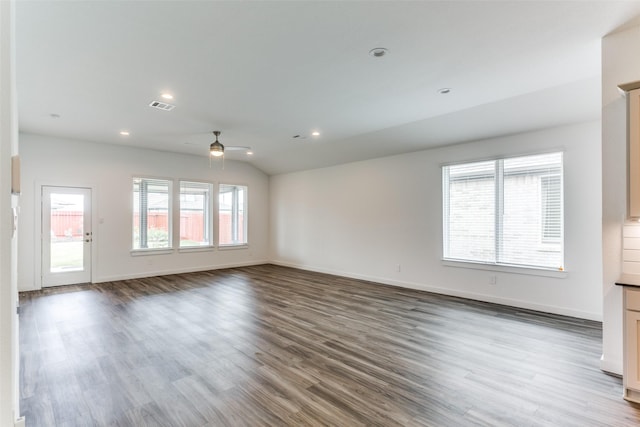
[148,100,175,111]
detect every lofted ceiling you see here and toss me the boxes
[15,1,640,175]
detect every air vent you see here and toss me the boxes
[149,100,175,111]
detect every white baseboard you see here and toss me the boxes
[17,284,39,292]
[93,259,269,283]
[600,354,623,376]
[269,260,602,321]
[14,416,25,427]
[19,261,270,291]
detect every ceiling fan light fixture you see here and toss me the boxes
[210,141,224,157]
[210,130,225,157]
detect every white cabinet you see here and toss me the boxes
[619,82,640,218]
[629,88,640,218]
[624,286,640,402]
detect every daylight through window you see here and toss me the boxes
[442,152,563,270]
[219,184,247,246]
[133,177,171,249]
[179,181,212,248]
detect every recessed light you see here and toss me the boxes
[437,88,452,94]
[369,47,388,58]
[119,131,130,136]
[311,131,320,137]
[161,93,173,100]
[246,151,254,156]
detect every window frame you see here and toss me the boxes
[442,152,565,273]
[178,180,214,250]
[218,183,248,248]
[131,176,173,253]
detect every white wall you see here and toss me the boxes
[18,133,269,291]
[1,0,20,424]
[601,24,640,375]
[270,121,603,320]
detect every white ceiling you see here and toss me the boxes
[15,1,640,175]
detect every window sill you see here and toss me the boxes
[442,259,567,278]
[178,246,215,253]
[218,244,249,251]
[131,248,174,256]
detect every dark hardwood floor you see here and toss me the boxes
[19,264,640,426]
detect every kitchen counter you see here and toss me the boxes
[616,274,640,287]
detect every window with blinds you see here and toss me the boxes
[442,152,563,270]
[540,175,562,242]
[133,177,171,249]
[179,181,212,248]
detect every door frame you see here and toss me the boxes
[35,181,98,289]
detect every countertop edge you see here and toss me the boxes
[616,274,640,287]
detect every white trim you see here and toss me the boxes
[132,176,173,251]
[441,259,568,278]
[269,260,599,321]
[34,181,98,290]
[218,183,248,247]
[178,179,214,251]
[130,248,174,256]
[218,244,249,251]
[439,146,567,168]
[178,245,215,253]
[601,354,623,376]
[93,260,268,283]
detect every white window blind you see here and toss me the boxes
[133,177,171,249]
[179,181,212,248]
[443,152,563,270]
[541,175,562,242]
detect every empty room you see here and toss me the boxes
[4,0,640,426]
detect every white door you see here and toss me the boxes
[42,186,92,287]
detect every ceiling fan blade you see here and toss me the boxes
[225,146,251,151]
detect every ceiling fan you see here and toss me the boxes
[209,131,252,158]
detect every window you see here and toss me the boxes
[219,184,247,246]
[540,175,562,242]
[443,152,563,270]
[133,178,171,249]
[179,181,212,248]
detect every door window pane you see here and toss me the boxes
[49,193,84,272]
